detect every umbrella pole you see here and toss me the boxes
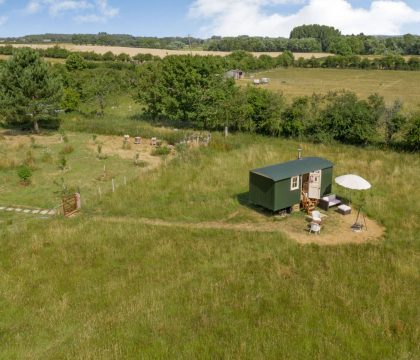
[362,210,367,231]
[353,205,367,231]
[354,207,361,228]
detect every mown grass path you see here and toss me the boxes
[92,213,385,246]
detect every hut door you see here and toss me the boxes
[308,170,322,199]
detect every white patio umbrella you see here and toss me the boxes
[335,174,371,231]
[335,174,371,191]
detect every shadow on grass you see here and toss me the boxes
[236,191,274,218]
[129,113,194,129]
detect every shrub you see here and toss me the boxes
[62,88,81,112]
[405,114,420,151]
[17,165,32,185]
[152,146,171,156]
[60,144,74,155]
[58,156,67,171]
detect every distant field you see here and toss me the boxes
[0,43,329,59]
[247,68,420,108]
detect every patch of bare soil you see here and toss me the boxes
[86,135,164,169]
[95,210,385,246]
[0,132,61,148]
[279,210,385,245]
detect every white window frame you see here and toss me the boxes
[290,176,300,191]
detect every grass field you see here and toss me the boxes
[246,68,420,109]
[0,131,167,209]
[0,126,419,358]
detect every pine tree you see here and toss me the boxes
[0,48,62,132]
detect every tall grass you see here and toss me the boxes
[95,133,420,242]
[0,217,418,358]
[0,131,419,358]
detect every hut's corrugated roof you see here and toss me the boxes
[250,157,333,181]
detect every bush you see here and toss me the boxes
[152,146,171,156]
[405,114,420,151]
[58,156,67,170]
[60,144,74,155]
[62,88,81,112]
[17,165,32,185]
[66,53,87,71]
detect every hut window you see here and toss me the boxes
[291,176,299,190]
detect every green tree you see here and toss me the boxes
[0,48,62,132]
[244,86,285,136]
[405,113,420,150]
[282,97,312,138]
[318,91,382,144]
[135,55,235,128]
[61,88,81,112]
[82,68,124,115]
[383,100,406,145]
[65,53,87,71]
[329,37,353,55]
[290,24,341,51]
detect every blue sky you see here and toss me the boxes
[0,1,419,38]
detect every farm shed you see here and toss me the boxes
[249,157,334,212]
[226,69,245,80]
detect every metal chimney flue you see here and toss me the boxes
[298,148,302,160]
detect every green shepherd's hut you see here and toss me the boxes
[249,156,334,212]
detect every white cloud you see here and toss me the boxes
[26,0,91,15]
[25,0,118,22]
[189,0,420,36]
[76,0,118,22]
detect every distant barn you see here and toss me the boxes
[226,69,245,80]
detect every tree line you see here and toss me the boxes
[0,33,205,50]
[135,55,419,150]
[0,49,418,151]
[1,45,420,72]
[2,27,420,55]
[208,27,420,56]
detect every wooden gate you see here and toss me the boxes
[62,193,80,217]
